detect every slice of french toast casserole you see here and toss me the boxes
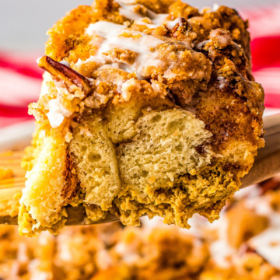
[19,0,264,236]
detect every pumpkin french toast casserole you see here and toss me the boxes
[19,0,264,236]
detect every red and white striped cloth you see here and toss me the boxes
[241,4,280,108]
[1,4,280,128]
[0,52,43,127]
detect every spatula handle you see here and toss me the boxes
[241,114,280,188]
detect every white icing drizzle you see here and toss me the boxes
[116,0,168,24]
[17,242,29,263]
[46,98,72,128]
[57,241,72,261]
[134,18,158,29]
[210,239,235,268]
[235,185,280,270]
[40,72,53,97]
[119,5,143,20]
[245,196,273,216]
[29,260,51,280]
[76,56,106,69]
[209,215,235,268]
[249,227,280,269]
[163,68,177,79]
[116,0,137,5]
[142,7,168,24]
[166,18,181,30]
[60,61,70,67]
[76,0,173,80]
[96,250,113,270]
[213,3,220,11]
[86,21,123,37]
[115,242,139,264]
[36,56,42,64]
[84,21,165,78]
[97,29,164,56]
[151,13,169,25]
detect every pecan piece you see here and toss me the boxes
[170,17,190,38]
[38,56,92,95]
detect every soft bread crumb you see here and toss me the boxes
[117,108,213,193]
[70,116,121,211]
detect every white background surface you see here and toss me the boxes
[1,0,280,52]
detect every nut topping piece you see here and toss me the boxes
[38,56,92,95]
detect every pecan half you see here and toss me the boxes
[38,56,92,94]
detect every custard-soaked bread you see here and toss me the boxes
[118,109,212,191]
[19,0,264,235]
[70,115,121,211]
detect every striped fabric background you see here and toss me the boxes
[242,4,280,109]
[0,4,280,128]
